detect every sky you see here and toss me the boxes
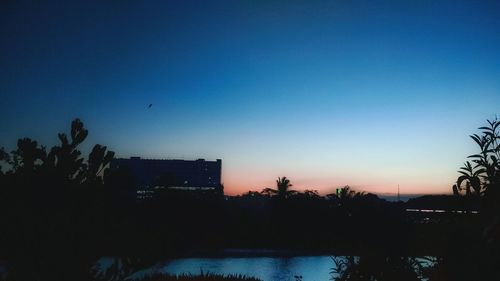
[1,0,499,196]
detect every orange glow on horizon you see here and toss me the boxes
[222,173,453,197]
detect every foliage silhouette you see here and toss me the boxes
[0,118,115,281]
[137,272,262,281]
[2,118,499,280]
[447,117,500,280]
[454,118,500,199]
[260,176,297,199]
[331,256,425,281]
[456,161,481,196]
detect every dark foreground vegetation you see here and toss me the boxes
[116,273,261,281]
[0,118,499,281]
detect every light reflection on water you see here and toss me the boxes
[155,256,337,281]
[124,255,435,281]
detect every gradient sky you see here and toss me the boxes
[1,1,499,195]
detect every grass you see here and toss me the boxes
[136,272,262,281]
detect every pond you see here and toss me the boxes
[153,256,334,281]
[126,255,333,281]
[123,254,434,281]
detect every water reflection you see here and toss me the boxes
[156,256,336,281]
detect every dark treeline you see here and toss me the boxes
[0,118,499,281]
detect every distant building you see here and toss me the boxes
[110,157,222,195]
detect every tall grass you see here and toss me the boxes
[136,272,262,281]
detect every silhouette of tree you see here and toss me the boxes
[260,188,275,197]
[338,185,357,199]
[9,138,46,173]
[261,176,297,199]
[0,146,10,174]
[218,183,225,196]
[302,189,320,198]
[86,144,115,184]
[456,161,481,196]
[448,118,500,281]
[453,118,499,200]
[331,255,429,281]
[0,118,115,281]
[241,190,266,199]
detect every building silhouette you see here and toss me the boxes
[110,157,222,195]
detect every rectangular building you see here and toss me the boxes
[110,157,222,192]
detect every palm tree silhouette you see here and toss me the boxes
[338,185,357,200]
[261,176,297,199]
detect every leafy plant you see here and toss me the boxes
[454,118,500,197]
[0,119,115,281]
[330,256,426,281]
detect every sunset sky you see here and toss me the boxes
[1,1,499,195]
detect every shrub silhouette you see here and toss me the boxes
[453,118,499,200]
[0,118,115,281]
[331,255,433,281]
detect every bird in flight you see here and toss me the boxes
[148,103,152,109]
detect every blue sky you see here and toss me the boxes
[1,1,499,194]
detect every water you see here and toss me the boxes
[130,256,339,281]
[124,255,435,281]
